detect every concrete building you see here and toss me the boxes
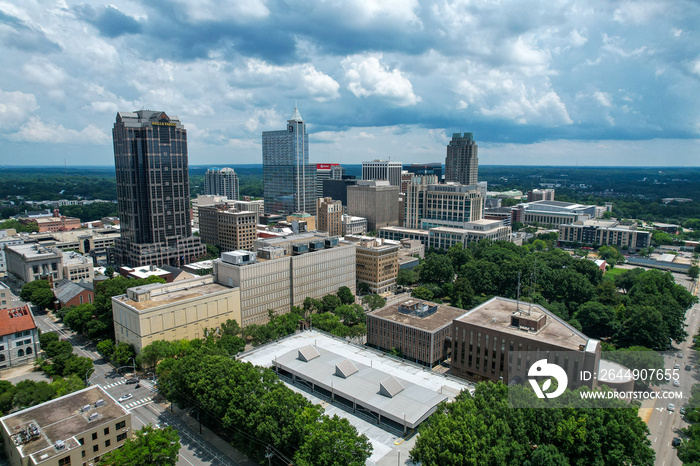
[113,110,204,267]
[362,160,402,187]
[53,279,94,309]
[28,228,120,266]
[198,205,258,252]
[112,275,241,353]
[445,132,478,186]
[33,210,81,233]
[286,212,316,233]
[356,238,399,295]
[214,236,355,326]
[118,265,173,282]
[315,164,345,199]
[316,198,343,237]
[0,305,39,370]
[367,298,465,367]
[398,238,425,259]
[416,182,485,229]
[0,386,131,466]
[428,220,511,250]
[559,219,652,251]
[514,200,605,227]
[5,244,63,286]
[204,167,239,200]
[378,226,430,245]
[341,215,367,236]
[404,175,439,229]
[403,163,443,181]
[62,252,94,283]
[347,181,399,231]
[263,107,316,215]
[0,231,24,277]
[191,194,228,229]
[0,282,12,310]
[484,206,514,226]
[451,297,600,387]
[322,178,358,207]
[527,189,555,202]
[232,199,264,217]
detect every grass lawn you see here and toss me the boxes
[603,267,626,281]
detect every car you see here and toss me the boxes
[686,365,692,371]
[672,437,682,447]
[673,380,681,387]
[118,394,133,402]
[678,352,684,358]
[125,377,139,384]
[681,406,688,415]
[668,403,675,412]
[674,363,681,369]
[155,422,169,429]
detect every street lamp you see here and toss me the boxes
[127,357,135,373]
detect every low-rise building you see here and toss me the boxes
[33,209,82,233]
[341,215,367,236]
[356,238,399,295]
[428,220,511,250]
[0,386,131,466]
[514,200,606,227]
[119,265,173,282]
[53,279,94,309]
[0,305,39,370]
[558,219,652,251]
[527,189,555,202]
[62,252,94,283]
[5,244,63,285]
[112,275,241,353]
[367,298,465,367]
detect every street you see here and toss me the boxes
[645,273,700,466]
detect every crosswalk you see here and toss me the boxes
[123,396,153,409]
[101,380,158,394]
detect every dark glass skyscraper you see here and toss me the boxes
[262,107,316,215]
[445,132,479,185]
[113,110,204,267]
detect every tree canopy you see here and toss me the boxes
[98,425,180,466]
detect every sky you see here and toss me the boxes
[0,0,699,167]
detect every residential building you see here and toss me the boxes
[445,132,478,185]
[451,297,600,387]
[263,106,316,215]
[403,163,443,181]
[0,305,38,370]
[347,181,399,231]
[527,189,555,202]
[559,219,652,251]
[204,167,239,200]
[112,275,241,353]
[5,244,63,286]
[316,164,345,199]
[404,175,439,229]
[412,182,484,230]
[356,238,399,294]
[514,200,605,226]
[214,235,355,326]
[112,110,205,267]
[322,178,358,207]
[198,205,258,252]
[53,279,94,309]
[62,252,94,283]
[428,220,511,250]
[0,386,131,466]
[362,160,402,187]
[367,298,464,367]
[33,209,81,233]
[316,198,343,237]
[341,215,367,236]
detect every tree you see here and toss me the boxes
[294,414,372,466]
[30,288,56,311]
[361,294,386,311]
[689,265,699,279]
[99,425,181,466]
[452,277,474,308]
[20,280,50,302]
[45,340,73,359]
[39,331,59,350]
[113,342,136,368]
[337,286,355,305]
[397,268,417,286]
[603,346,665,388]
[574,302,618,340]
[321,294,342,313]
[419,254,454,285]
[411,286,434,301]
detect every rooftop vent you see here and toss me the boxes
[297,345,320,362]
[335,359,358,379]
[95,399,105,407]
[379,376,404,398]
[398,300,438,318]
[81,404,91,412]
[88,413,98,421]
[54,440,65,450]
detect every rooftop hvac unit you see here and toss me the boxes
[324,238,339,248]
[95,399,105,407]
[81,404,91,412]
[54,440,66,450]
[292,244,308,255]
[88,413,98,421]
[308,240,324,251]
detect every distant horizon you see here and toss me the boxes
[2,164,700,169]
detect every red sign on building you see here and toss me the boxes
[316,163,339,170]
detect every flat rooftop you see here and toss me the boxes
[0,386,127,462]
[456,297,589,351]
[114,277,232,311]
[369,298,464,332]
[5,243,61,259]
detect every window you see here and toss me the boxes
[117,433,127,442]
[26,347,32,355]
[104,427,109,435]
[93,445,99,453]
[92,433,98,441]
[78,438,84,445]
[82,450,86,458]
[105,440,111,448]
[58,457,71,465]
[17,349,24,357]
[115,420,126,430]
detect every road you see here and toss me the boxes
[646,273,700,466]
[30,309,242,466]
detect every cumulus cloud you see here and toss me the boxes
[239,59,340,102]
[10,117,109,144]
[168,0,269,23]
[342,54,421,106]
[0,90,38,129]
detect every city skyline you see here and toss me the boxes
[0,1,699,167]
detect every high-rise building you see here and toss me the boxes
[263,107,316,215]
[527,189,555,202]
[198,205,258,252]
[347,181,399,232]
[112,111,205,267]
[403,163,443,181]
[316,197,343,237]
[362,160,402,187]
[322,178,358,207]
[405,182,484,230]
[316,164,345,199]
[355,238,399,294]
[404,175,439,229]
[204,167,240,200]
[445,132,478,185]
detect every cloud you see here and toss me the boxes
[0,6,61,53]
[168,0,270,23]
[342,53,421,106]
[9,117,109,144]
[613,1,666,25]
[73,4,142,38]
[0,90,38,130]
[237,59,340,102]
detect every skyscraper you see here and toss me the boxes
[362,160,402,186]
[204,167,239,200]
[113,111,205,267]
[263,107,316,215]
[445,132,478,185]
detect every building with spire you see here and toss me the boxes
[112,111,205,267]
[445,132,478,185]
[262,106,316,215]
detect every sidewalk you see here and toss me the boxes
[168,403,257,466]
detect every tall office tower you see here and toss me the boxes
[362,160,402,187]
[204,167,240,200]
[404,175,439,228]
[347,181,399,231]
[316,164,345,199]
[316,197,343,237]
[263,107,316,215]
[113,111,205,267]
[445,132,478,185]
